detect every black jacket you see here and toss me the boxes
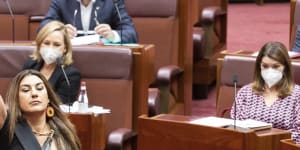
[0,114,41,150]
[23,58,81,104]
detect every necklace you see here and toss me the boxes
[33,129,54,136]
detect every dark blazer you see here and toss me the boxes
[292,25,300,52]
[0,114,41,150]
[23,59,81,104]
[41,0,138,43]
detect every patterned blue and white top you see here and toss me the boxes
[231,84,300,144]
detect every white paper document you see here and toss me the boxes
[71,34,100,45]
[190,116,233,127]
[189,116,272,130]
[77,30,96,35]
[60,104,111,115]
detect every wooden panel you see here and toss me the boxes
[68,113,106,150]
[280,139,300,150]
[138,114,291,150]
[0,15,29,41]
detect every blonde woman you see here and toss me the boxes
[23,21,80,104]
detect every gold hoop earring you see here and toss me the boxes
[46,106,55,118]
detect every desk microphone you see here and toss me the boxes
[73,9,78,27]
[56,58,71,112]
[3,0,15,43]
[112,0,123,45]
[233,74,238,130]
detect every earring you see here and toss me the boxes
[46,106,55,118]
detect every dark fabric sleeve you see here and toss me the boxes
[113,0,138,43]
[56,66,81,104]
[292,25,300,52]
[0,112,10,149]
[39,0,78,29]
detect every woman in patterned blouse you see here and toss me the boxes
[231,41,300,144]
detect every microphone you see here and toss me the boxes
[56,58,71,112]
[233,74,238,130]
[112,0,123,45]
[57,58,70,86]
[3,0,15,44]
[73,9,78,27]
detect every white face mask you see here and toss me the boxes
[40,47,63,65]
[261,68,283,88]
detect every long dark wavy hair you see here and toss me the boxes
[6,69,80,150]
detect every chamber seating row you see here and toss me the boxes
[0,45,155,149]
[0,0,230,115]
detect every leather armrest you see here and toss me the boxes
[106,128,137,150]
[29,16,45,22]
[148,88,160,117]
[199,6,226,26]
[156,65,184,85]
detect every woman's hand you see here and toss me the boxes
[0,95,7,129]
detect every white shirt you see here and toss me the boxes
[77,0,121,43]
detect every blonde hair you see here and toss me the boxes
[7,69,80,150]
[252,41,294,98]
[32,21,73,66]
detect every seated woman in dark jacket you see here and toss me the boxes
[23,21,81,104]
[0,69,81,150]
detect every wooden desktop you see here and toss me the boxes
[138,114,291,150]
[280,139,300,150]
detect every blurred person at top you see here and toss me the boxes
[40,0,138,43]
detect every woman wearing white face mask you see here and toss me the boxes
[230,41,300,144]
[23,21,81,105]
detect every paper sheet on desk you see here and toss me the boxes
[190,116,272,130]
[60,104,111,115]
[103,43,140,47]
[190,116,233,127]
[71,34,100,45]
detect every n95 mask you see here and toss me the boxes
[40,47,63,65]
[261,68,283,88]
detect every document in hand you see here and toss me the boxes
[190,116,272,131]
[71,34,100,45]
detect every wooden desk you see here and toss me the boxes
[138,114,291,150]
[280,139,300,150]
[125,44,155,130]
[68,113,106,150]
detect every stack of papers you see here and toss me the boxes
[189,116,272,131]
[60,104,111,115]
